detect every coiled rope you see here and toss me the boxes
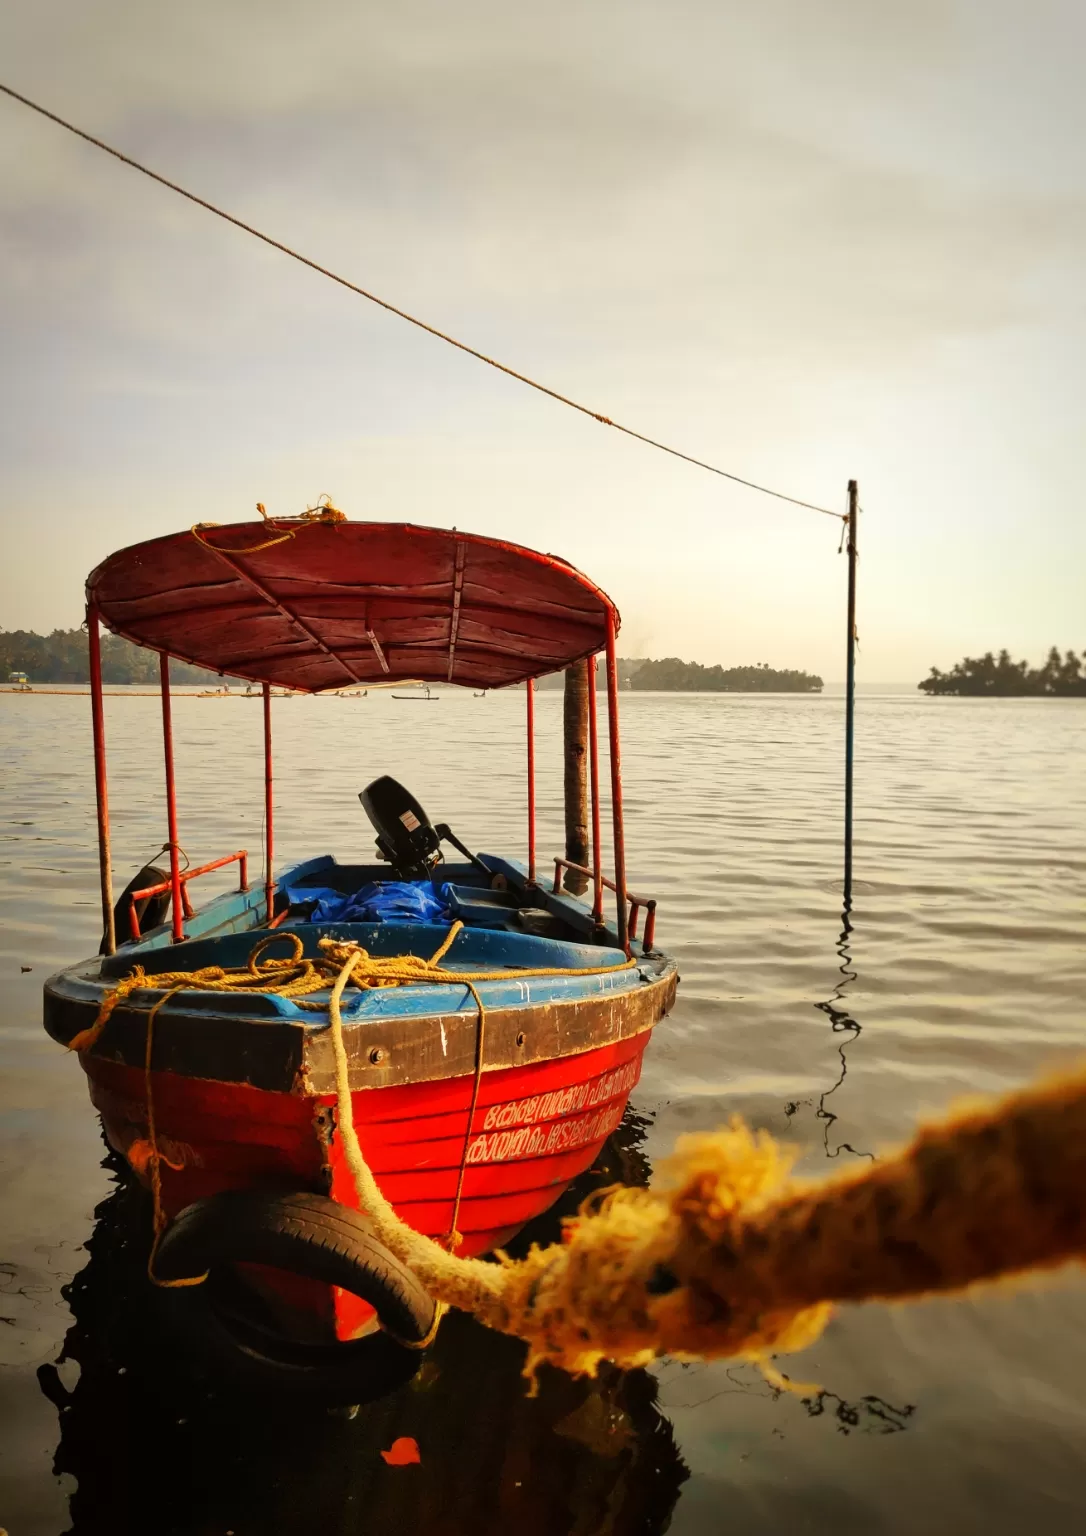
[71,932,1086,1381]
[67,923,635,1055]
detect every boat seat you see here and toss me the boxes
[441,883,520,928]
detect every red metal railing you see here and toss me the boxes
[551,857,657,952]
[128,851,249,941]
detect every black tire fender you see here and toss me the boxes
[156,1189,436,1342]
[154,1190,437,1400]
[102,863,172,953]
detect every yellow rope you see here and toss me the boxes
[69,923,636,1055]
[446,979,486,1249]
[143,987,208,1289]
[321,948,1086,1381]
[71,926,1086,1385]
[0,82,846,521]
[191,496,348,556]
[474,1065,1086,1381]
[321,943,506,1312]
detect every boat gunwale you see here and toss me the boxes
[44,851,677,1092]
[45,958,677,1093]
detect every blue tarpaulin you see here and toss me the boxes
[282,880,451,924]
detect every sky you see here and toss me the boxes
[1,0,1083,682]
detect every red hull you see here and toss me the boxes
[84,1031,650,1339]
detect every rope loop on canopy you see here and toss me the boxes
[191,496,346,555]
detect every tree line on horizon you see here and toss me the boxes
[627,657,822,692]
[919,648,1086,697]
[1,628,220,685]
[5,629,825,693]
[534,656,822,692]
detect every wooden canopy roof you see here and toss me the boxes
[86,517,617,691]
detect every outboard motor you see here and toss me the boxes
[359,777,442,879]
[359,776,490,880]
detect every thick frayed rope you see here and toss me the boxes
[318,938,1086,1378]
[468,1066,1086,1378]
[74,935,1086,1381]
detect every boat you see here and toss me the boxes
[392,683,438,700]
[43,513,676,1398]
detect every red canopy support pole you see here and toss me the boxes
[158,652,185,943]
[262,681,275,922]
[526,677,537,884]
[587,654,603,924]
[87,604,116,955]
[604,611,629,954]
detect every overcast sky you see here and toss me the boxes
[1,0,1083,681]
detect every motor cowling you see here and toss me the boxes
[359,776,442,879]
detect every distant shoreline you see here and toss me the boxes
[6,688,1075,701]
[919,648,1085,698]
[1,684,885,699]
[534,656,824,694]
[628,657,823,693]
[919,691,1086,699]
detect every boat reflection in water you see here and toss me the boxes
[39,1112,688,1536]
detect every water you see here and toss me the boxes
[2,687,1085,1534]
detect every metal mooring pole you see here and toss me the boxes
[562,660,590,895]
[843,480,859,909]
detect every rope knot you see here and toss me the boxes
[300,494,347,524]
[317,936,369,965]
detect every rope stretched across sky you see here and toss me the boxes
[0,80,843,521]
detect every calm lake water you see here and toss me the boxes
[1,686,1084,1534]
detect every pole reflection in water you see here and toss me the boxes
[785,906,873,1163]
[38,1115,688,1536]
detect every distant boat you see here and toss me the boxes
[392,684,438,701]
